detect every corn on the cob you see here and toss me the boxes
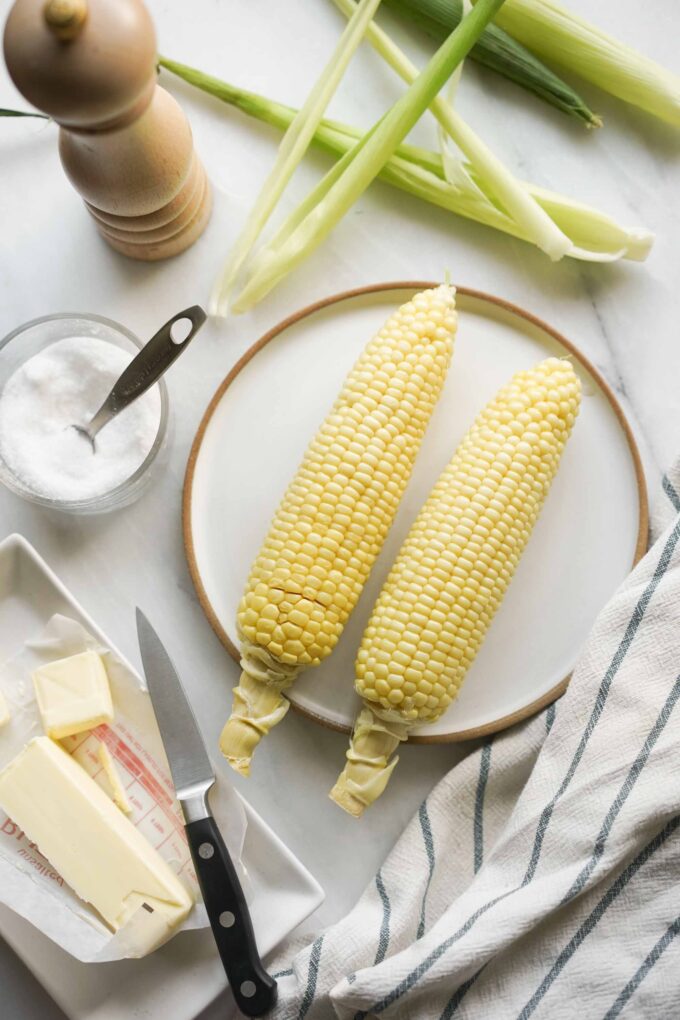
[220,286,458,775]
[331,356,581,816]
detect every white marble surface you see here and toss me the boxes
[0,0,678,1016]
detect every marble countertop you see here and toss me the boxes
[0,0,678,1016]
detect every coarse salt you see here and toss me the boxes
[0,337,161,502]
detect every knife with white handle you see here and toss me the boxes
[136,609,277,1018]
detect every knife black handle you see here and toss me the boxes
[186,815,277,1017]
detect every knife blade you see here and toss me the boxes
[136,608,277,1018]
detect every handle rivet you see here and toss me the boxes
[198,842,214,859]
[240,981,257,999]
[219,910,236,928]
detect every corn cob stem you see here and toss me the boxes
[331,357,581,815]
[220,286,458,774]
[330,706,408,816]
[220,639,298,775]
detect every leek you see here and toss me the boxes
[160,58,652,262]
[382,0,599,126]
[210,0,382,316]
[230,0,507,312]
[474,0,680,126]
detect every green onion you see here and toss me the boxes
[210,0,382,315]
[228,0,507,312]
[475,0,680,126]
[160,57,652,262]
[160,57,450,176]
[333,0,572,260]
[382,0,599,126]
[0,108,49,119]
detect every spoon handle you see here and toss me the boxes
[87,306,207,439]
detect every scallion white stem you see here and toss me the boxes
[332,0,572,260]
[160,57,653,264]
[230,0,507,312]
[210,0,383,316]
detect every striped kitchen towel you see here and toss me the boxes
[267,462,680,1020]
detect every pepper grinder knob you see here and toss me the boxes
[3,0,211,261]
[43,0,87,41]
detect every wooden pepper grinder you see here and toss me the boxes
[3,0,212,260]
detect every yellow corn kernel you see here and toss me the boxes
[331,357,581,816]
[220,286,458,775]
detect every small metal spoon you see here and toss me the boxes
[73,305,206,449]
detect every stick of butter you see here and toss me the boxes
[0,737,193,947]
[0,690,9,728]
[33,651,114,739]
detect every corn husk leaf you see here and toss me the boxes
[478,0,680,126]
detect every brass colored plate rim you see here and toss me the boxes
[183,281,649,744]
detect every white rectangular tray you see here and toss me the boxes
[0,533,323,1020]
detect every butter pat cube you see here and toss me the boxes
[33,651,114,739]
[0,737,193,940]
[0,690,9,728]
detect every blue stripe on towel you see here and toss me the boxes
[523,516,680,886]
[561,673,680,904]
[297,935,324,1020]
[662,474,680,512]
[603,915,680,1019]
[546,702,556,734]
[353,520,680,1020]
[517,816,680,1019]
[353,891,510,1019]
[474,741,492,874]
[440,966,487,1018]
[446,675,680,1018]
[375,870,392,965]
[446,669,680,1020]
[417,800,436,940]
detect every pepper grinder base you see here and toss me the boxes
[88,159,212,261]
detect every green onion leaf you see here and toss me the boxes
[383,0,600,126]
[209,0,383,316]
[231,0,507,312]
[332,0,572,260]
[159,57,446,175]
[160,58,652,264]
[0,108,49,119]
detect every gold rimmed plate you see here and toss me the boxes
[183,283,647,742]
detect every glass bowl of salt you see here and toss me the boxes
[0,313,170,513]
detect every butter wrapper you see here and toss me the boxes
[0,614,248,962]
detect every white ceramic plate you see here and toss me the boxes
[0,533,323,1020]
[184,283,647,742]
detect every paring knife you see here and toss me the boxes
[136,609,277,1018]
